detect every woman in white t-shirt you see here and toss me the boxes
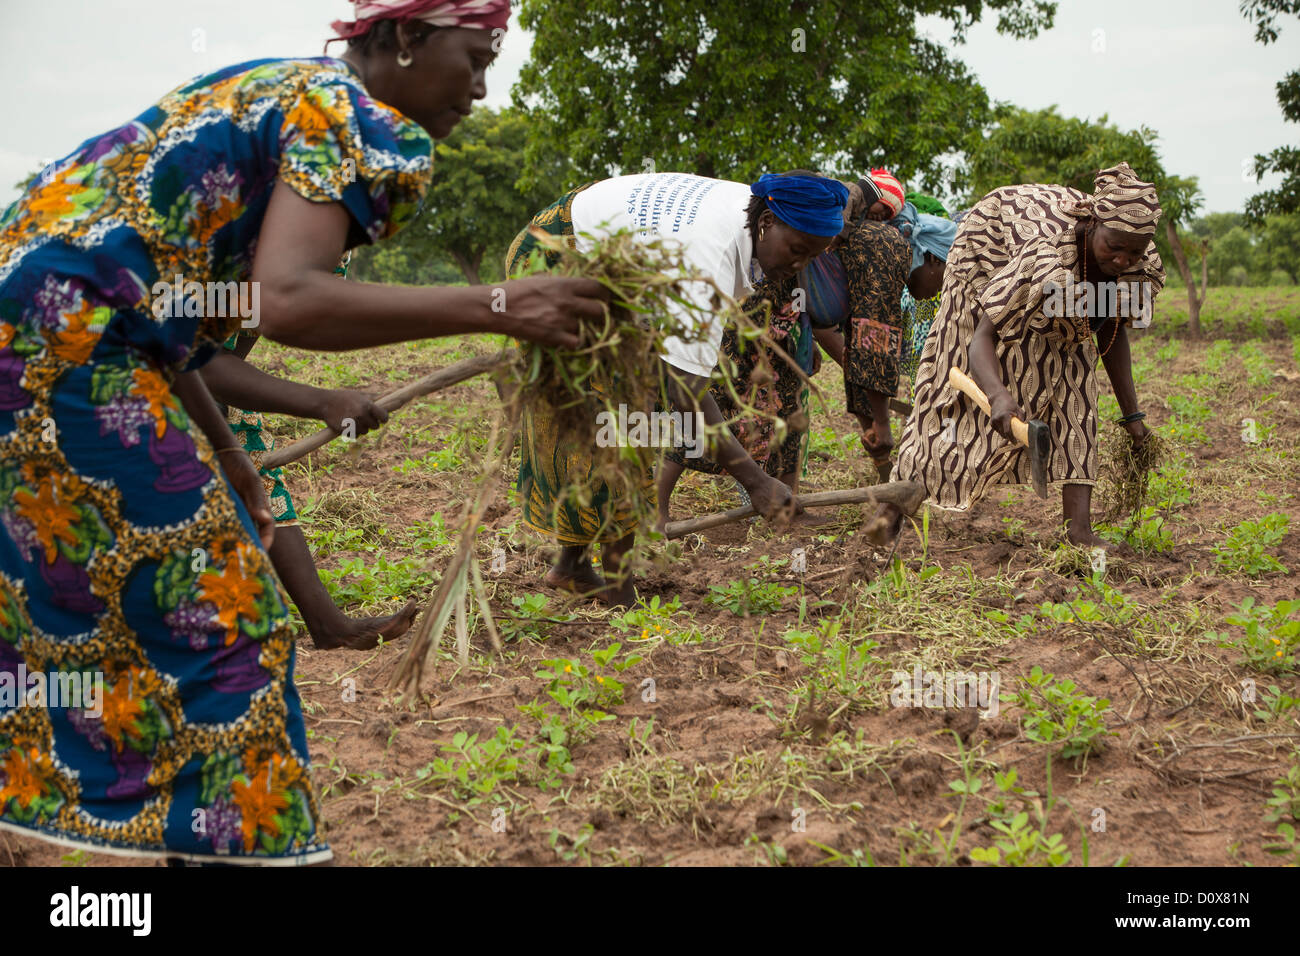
[505,171,849,604]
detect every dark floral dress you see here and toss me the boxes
[666,273,813,478]
[837,220,912,425]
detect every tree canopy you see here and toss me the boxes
[962,106,1201,226]
[1241,0,1300,220]
[350,106,571,286]
[513,0,1056,190]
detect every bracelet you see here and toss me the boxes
[215,446,251,459]
[1115,411,1146,425]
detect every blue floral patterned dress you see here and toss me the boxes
[0,57,431,863]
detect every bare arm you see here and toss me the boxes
[200,351,388,436]
[662,360,793,520]
[968,312,1024,440]
[813,326,845,367]
[250,182,608,351]
[172,370,274,548]
[1098,320,1149,442]
[202,350,333,419]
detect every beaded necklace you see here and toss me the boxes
[1079,225,1122,358]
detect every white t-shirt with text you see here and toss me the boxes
[569,173,758,377]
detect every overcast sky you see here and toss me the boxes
[1,1,1295,213]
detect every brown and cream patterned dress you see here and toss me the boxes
[894,183,1165,509]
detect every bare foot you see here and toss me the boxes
[545,561,606,597]
[311,598,420,650]
[1066,531,1112,549]
[793,510,832,527]
[594,578,637,608]
[863,503,905,546]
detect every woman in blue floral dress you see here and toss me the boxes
[0,0,606,864]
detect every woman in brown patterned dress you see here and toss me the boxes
[811,214,948,481]
[889,164,1164,547]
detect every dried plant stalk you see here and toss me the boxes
[391,228,818,700]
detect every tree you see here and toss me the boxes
[963,106,1208,335]
[1241,1,1300,220]
[348,107,573,286]
[407,106,573,284]
[1212,226,1256,285]
[512,0,1056,192]
[1257,212,1300,282]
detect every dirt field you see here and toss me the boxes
[9,292,1300,867]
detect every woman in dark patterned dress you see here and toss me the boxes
[654,272,815,529]
[810,207,953,482]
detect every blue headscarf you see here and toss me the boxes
[750,173,849,238]
[890,201,958,273]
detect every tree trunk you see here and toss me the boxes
[1198,239,1210,311]
[450,249,484,285]
[1164,220,1202,338]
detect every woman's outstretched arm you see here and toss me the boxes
[251,182,608,352]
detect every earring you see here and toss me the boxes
[397,50,413,67]
[759,228,765,241]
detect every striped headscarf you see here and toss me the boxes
[860,168,905,217]
[1072,162,1162,237]
[331,0,511,40]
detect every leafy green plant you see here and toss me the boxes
[1213,514,1290,576]
[394,444,464,476]
[522,655,623,752]
[590,641,643,673]
[535,657,625,711]
[744,833,791,866]
[1146,463,1193,509]
[414,727,528,804]
[1166,392,1212,423]
[706,577,798,615]
[809,841,877,866]
[1211,597,1300,673]
[1237,340,1275,388]
[1160,419,1209,446]
[1009,667,1115,761]
[1038,580,1141,629]
[549,823,595,865]
[497,592,573,643]
[609,594,694,642]
[406,513,456,552]
[1101,505,1174,554]
[1202,339,1234,374]
[1254,685,1300,722]
[1263,754,1300,863]
[308,525,370,556]
[320,555,437,607]
[970,810,1072,866]
[783,618,887,709]
[969,763,1097,867]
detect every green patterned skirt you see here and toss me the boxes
[507,184,653,545]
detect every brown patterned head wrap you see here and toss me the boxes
[1084,162,1162,236]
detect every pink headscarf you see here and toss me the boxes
[331,0,511,40]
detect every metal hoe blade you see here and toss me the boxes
[1027,419,1050,499]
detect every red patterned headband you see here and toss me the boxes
[331,0,511,40]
